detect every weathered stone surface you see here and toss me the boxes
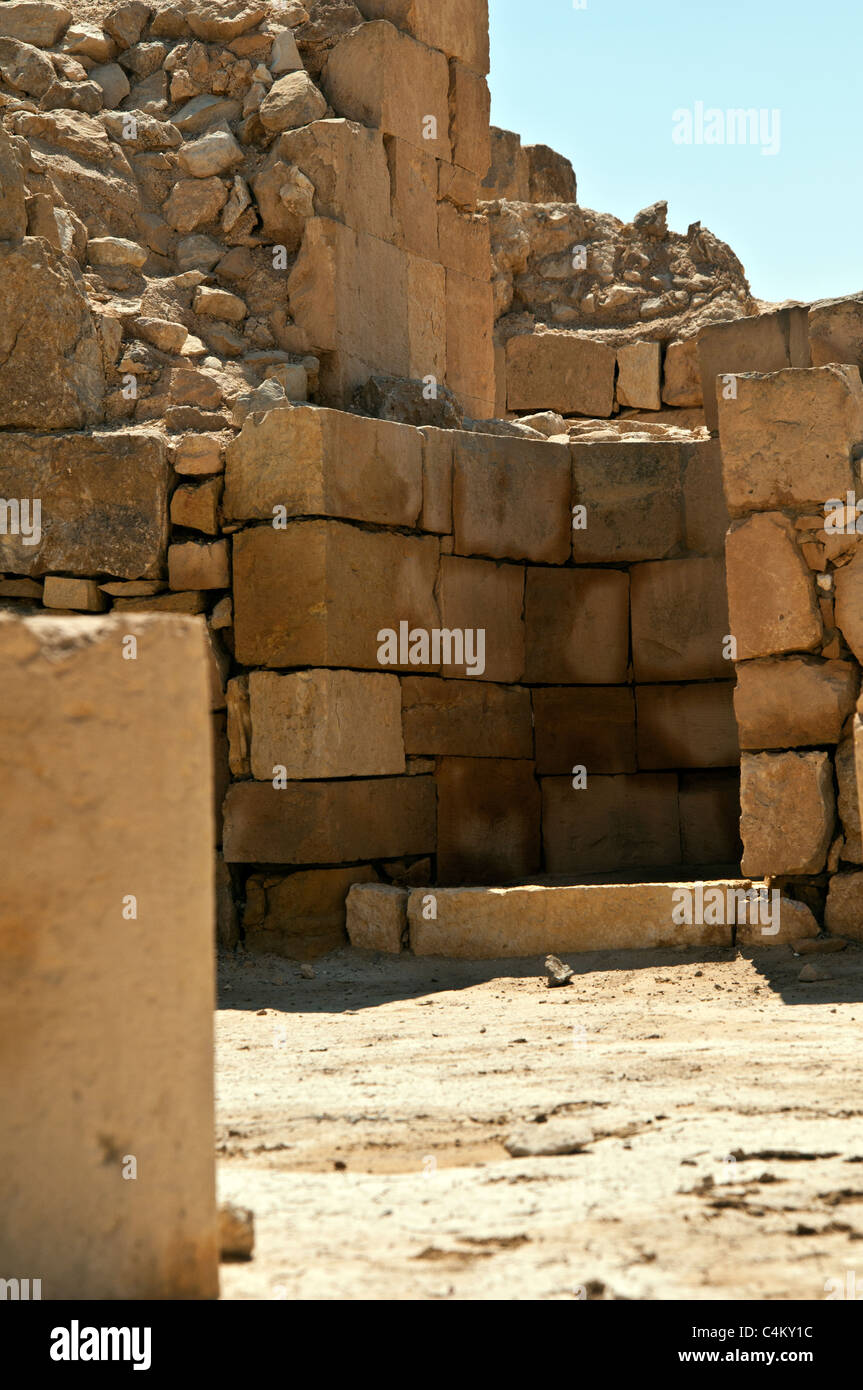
[824,871,863,940]
[718,365,863,515]
[437,200,490,279]
[630,557,728,681]
[445,268,495,419]
[259,69,327,133]
[661,338,702,408]
[734,657,858,749]
[0,431,167,578]
[481,126,529,201]
[187,3,266,42]
[525,142,576,203]
[224,406,422,527]
[43,577,107,612]
[683,440,727,555]
[452,433,570,563]
[267,118,393,242]
[833,548,863,665]
[88,60,129,108]
[525,568,630,684]
[836,735,862,862]
[617,341,661,410]
[10,108,141,239]
[679,769,741,866]
[438,555,524,683]
[178,125,244,178]
[174,433,223,476]
[0,613,217,1298]
[418,426,453,533]
[740,751,835,876]
[507,334,616,417]
[354,0,490,73]
[386,136,437,260]
[173,95,243,137]
[808,294,863,371]
[533,686,636,776]
[571,442,684,563]
[542,773,682,875]
[223,776,436,864]
[346,883,407,954]
[171,478,222,535]
[168,540,229,591]
[246,669,404,779]
[401,676,532,758]
[232,521,439,669]
[636,683,738,769]
[409,880,740,957]
[726,513,822,660]
[436,757,540,885]
[0,127,27,241]
[164,176,229,234]
[244,865,378,959]
[0,2,71,47]
[735,895,821,947]
[448,60,490,180]
[0,239,105,429]
[699,305,810,431]
[323,20,451,159]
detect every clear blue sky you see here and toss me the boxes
[488,0,860,304]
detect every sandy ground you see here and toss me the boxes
[215,942,863,1301]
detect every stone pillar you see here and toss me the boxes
[0,613,218,1300]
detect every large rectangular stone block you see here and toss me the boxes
[223,776,436,864]
[718,365,863,515]
[533,686,637,775]
[740,750,835,877]
[631,557,729,681]
[436,757,540,884]
[683,439,727,555]
[267,118,394,241]
[542,773,682,874]
[244,866,379,959]
[322,20,451,159]
[445,268,495,419]
[617,340,661,410]
[224,405,423,528]
[725,513,822,660]
[355,0,490,74]
[808,293,863,371]
[571,441,684,563]
[507,333,616,417]
[453,432,571,563]
[0,613,217,1299]
[233,521,440,670]
[438,554,525,682]
[437,200,491,279]
[418,426,453,533]
[734,656,859,749]
[524,568,630,684]
[448,60,491,178]
[385,135,437,260]
[0,430,168,578]
[247,669,405,779]
[698,305,811,431]
[679,770,741,866]
[407,252,446,381]
[401,676,532,757]
[636,683,739,769]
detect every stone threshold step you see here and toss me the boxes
[347,880,819,959]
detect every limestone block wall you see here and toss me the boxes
[0,612,218,1299]
[219,402,741,955]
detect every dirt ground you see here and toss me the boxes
[215,942,863,1301]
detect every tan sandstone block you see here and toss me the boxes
[233,521,440,669]
[436,757,540,885]
[833,548,863,665]
[699,305,811,431]
[631,557,730,681]
[269,118,394,241]
[571,441,683,563]
[223,776,436,864]
[438,554,525,683]
[244,866,379,960]
[734,656,859,749]
[525,568,630,684]
[445,269,495,419]
[346,883,407,954]
[0,612,217,1298]
[542,774,682,875]
[824,871,863,940]
[168,539,229,590]
[636,683,738,770]
[407,253,446,382]
[726,513,822,660]
[386,136,438,260]
[42,576,107,612]
[247,669,405,780]
[481,125,530,201]
[718,365,863,514]
[322,20,451,159]
[662,338,702,408]
[437,200,491,279]
[355,0,490,74]
[617,341,661,410]
[683,439,728,555]
[224,405,423,527]
[533,687,637,775]
[448,60,491,179]
[418,426,453,533]
[401,676,532,758]
[453,432,571,563]
[170,477,222,535]
[507,333,616,417]
[740,750,835,876]
[808,294,863,372]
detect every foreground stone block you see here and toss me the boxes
[525,568,630,684]
[0,430,168,578]
[718,365,863,514]
[636,683,738,769]
[247,669,405,779]
[571,441,683,563]
[533,686,636,775]
[0,613,217,1299]
[224,406,423,528]
[346,883,408,954]
[824,871,863,940]
[355,0,490,73]
[452,432,571,563]
[401,676,532,757]
[542,773,681,874]
[740,751,835,876]
[409,881,737,957]
[617,341,661,410]
[438,555,525,682]
[436,757,540,884]
[223,776,436,864]
[263,118,394,242]
[699,305,810,431]
[233,521,440,669]
[662,338,702,408]
[630,558,729,680]
[507,333,616,416]
[808,294,863,371]
[726,513,822,659]
[734,656,858,749]
[445,269,495,419]
[679,770,741,866]
[244,867,378,959]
